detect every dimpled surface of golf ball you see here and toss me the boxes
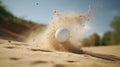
[55,28,70,42]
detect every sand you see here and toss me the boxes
[0,39,120,67]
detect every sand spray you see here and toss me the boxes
[26,6,92,51]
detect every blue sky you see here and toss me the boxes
[1,0,120,36]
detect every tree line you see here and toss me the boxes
[82,16,120,46]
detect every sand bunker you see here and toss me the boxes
[0,39,120,67]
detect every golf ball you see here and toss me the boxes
[55,28,70,42]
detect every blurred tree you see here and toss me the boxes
[81,33,101,46]
[110,16,120,45]
[0,5,13,18]
[81,38,90,46]
[111,32,120,45]
[111,16,120,32]
[89,33,101,46]
[102,31,112,45]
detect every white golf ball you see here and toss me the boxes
[55,28,70,42]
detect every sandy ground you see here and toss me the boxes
[0,39,120,67]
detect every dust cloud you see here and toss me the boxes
[26,7,92,51]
